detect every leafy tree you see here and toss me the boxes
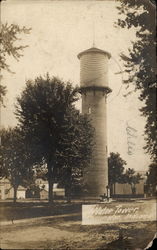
[0,23,31,103]
[124,168,142,194]
[146,162,157,195]
[108,152,127,195]
[0,23,31,73]
[116,0,156,160]
[57,110,94,202]
[35,164,48,180]
[15,75,93,203]
[26,184,41,199]
[0,127,35,202]
[0,83,6,105]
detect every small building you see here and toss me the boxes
[111,170,147,198]
[17,186,26,199]
[114,181,145,195]
[40,187,65,200]
[40,189,48,200]
[35,178,49,191]
[53,187,65,198]
[35,179,65,199]
[113,179,146,198]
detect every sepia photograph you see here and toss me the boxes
[0,0,156,249]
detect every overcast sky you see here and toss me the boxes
[1,0,151,171]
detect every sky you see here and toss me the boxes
[1,0,151,171]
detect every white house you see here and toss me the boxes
[0,178,26,200]
[17,186,26,199]
[35,178,65,199]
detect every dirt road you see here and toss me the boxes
[0,215,156,249]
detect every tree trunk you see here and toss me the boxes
[48,176,53,204]
[131,184,136,195]
[110,184,113,196]
[66,185,71,203]
[47,157,55,205]
[13,186,18,203]
[113,183,116,195]
[66,168,72,203]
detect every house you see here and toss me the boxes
[0,178,26,200]
[35,178,65,199]
[40,189,48,199]
[17,186,27,199]
[113,171,147,197]
[0,178,13,200]
[114,180,145,195]
[40,187,65,200]
[35,178,49,191]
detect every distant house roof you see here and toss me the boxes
[35,178,48,184]
[18,186,27,191]
[77,47,111,59]
[0,178,10,184]
[40,189,48,194]
[0,179,27,190]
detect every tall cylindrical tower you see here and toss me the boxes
[77,47,112,197]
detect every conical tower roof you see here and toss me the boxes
[77,47,111,59]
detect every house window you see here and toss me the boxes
[5,189,9,194]
[88,107,91,114]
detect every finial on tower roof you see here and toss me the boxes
[92,20,96,48]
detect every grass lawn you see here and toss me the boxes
[0,200,156,249]
[0,200,81,221]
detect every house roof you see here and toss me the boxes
[18,186,27,191]
[40,189,48,193]
[0,178,10,184]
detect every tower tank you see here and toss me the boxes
[77,47,112,197]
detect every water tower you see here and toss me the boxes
[77,47,112,198]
